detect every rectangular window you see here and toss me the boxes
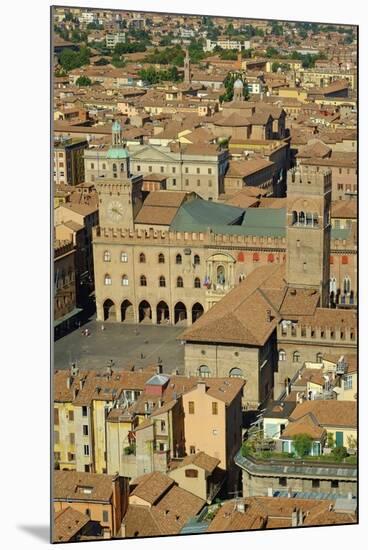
[54,408,59,425]
[68,410,74,421]
[312,479,320,488]
[331,480,339,488]
[68,452,75,461]
[185,469,198,478]
[70,433,75,445]
[160,166,164,173]
[172,178,176,186]
[148,165,152,172]
[279,477,287,487]
[344,375,353,390]
[84,465,90,472]
[84,445,90,456]
[90,162,94,169]
[137,165,141,171]
[190,445,196,454]
[185,167,189,173]
[102,511,109,523]
[83,425,89,436]
[82,406,88,417]
[212,402,218,415]
[160,420,166,431]
[197,180,200,186]
[196,167,200,174]
[188,401,195,414]
[208,168,212,175]
[54,430,60,444]
[172,167,176,173]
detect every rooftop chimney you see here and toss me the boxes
[236,502,245,513]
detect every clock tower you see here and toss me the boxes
[96,125,143,230]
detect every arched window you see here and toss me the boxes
[293,351,300,363]
[176,254,182,265]
[343,276,351,294]
[198,365,210,378]
[229,367,243,378]
[291,211,298,225]
[330,255,334,265]
[121,274,128,286]
[121,252,128,263]
[253,252,260,262]
[237,251,245,262]
[313,212,319,226]
[103,250,111,262]
[306,212,313,226]
[102,163,106,170]
[316,352,323,363]
[112,163,117,172]
[341,255,348,265]
[194,254,200,265]
[159,276,166,287]
[139,252,146,263]
[194,277,201,288]
[298,211,305,225]
[279,349,286,361]
[330,277,337,293]
[158,253,165,264]
[140,275,147,286]
[120,163,125,172]
[267,253,274,263]
[177,276,184,288]
[104,274,112,286]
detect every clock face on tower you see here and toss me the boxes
[106,199,125,223]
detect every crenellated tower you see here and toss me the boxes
[286,165,332,306]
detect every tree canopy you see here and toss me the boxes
[76,75,92,87]
[59,47,90,72]
[292,434,313,457]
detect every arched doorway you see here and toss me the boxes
[174,302,187,325]
[139,300,152,323]
[156,301,170,324]
[103,299,116,321]
[192,303,204,324]
[121,300,134,322]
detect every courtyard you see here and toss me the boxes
[53,318,185,373]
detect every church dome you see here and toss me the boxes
[107,146,130,159]
[233,78,244,89]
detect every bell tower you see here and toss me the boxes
[184,48,191,85]
[286,165,332,306]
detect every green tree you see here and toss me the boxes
[59,47,90,72]
[76,75,92,87]
[292,434,313,457]
[331,446,349,461]
[265,47,279,58]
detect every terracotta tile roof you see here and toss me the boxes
[181,265,285,346]
[279,288,320,317]
[280,414,326,440]
[295,308,357,330]
[173,452,220,474]
[57,202,98,217]
[289,400,357,428]
[53,507,90,543]
[134,205,179,226]
[226,159,274,178]
[143,191,187,208]
[297,139,332,159]
[208,496,356,531]
[54,471,115,502]
[130,472,175,505]
[331,200,357,219]
[54,369,154,405]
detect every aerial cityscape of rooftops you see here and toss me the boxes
[52,5,357,542]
